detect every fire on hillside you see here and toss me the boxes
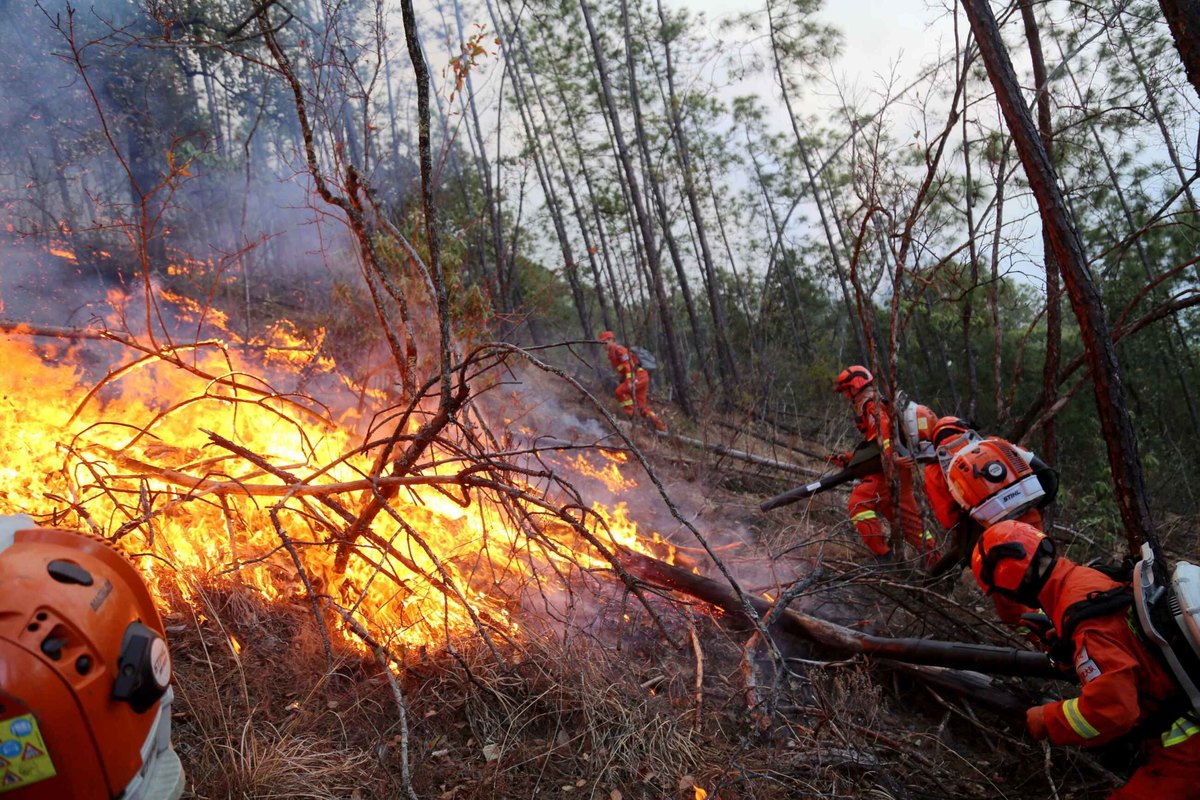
[0,243,678,653]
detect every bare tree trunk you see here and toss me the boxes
[579,0,693,415]
[957,16,981,419]
[963,0,1157,557]
[1157,0,1200,102]
[1017,0,1061,473]
[493,0,591,337]
[766,1,868,365]
[656,0,739,394]
[453,0,510,311]
[989,143,1008,422]
[510,23,613,332]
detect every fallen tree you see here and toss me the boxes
[618,548,1063,684]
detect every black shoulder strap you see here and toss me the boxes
[1049,588,1134,665]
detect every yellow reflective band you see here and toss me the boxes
[620,400,633,407]
[851,511,878,523]
[1162,715,1200,747]
[922,530,935,542]
[1062,698,1100,739]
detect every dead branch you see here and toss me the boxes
[656,429,822,477]
[618,548,1062,681]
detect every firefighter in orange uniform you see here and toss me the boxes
[925,417,1045,536]
[598,331,667,432]
[830,366,937,567]
[972,521,1200,799]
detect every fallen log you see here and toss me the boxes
[653,429,822,478]
[712,418,827,462]
[619,548,1064,681]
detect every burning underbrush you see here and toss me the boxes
[0,267,1136,798]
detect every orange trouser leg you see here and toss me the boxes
[896,463,937,566]
[632,371,665,430]
[1109,727,1200,800]
[848,474,891,556]
[615,379,635,416]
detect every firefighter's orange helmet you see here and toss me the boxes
[833,365,873,398]
[945,438,1045,527]
[597,331,615,343]
[932,416,973,448]
[971,520,1056,605]
[0,520,183,799]
[914,404,938,442]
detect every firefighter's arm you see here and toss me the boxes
[1039,628,1142,747]
[991,594,1038,627]
[921,465,961,530]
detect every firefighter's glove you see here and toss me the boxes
[1019,612,1055,648]
[826,452,849,468]
[893,454,915,470]
[1026,705,1048,741]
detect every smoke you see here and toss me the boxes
[0,1,389,329]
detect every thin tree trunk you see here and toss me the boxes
[511,24,613,331]
[494,0,591,337]
[989,143,1008,422]
[766,0,868,365]
[963,0,1157,557]
[656,0,738,393]
[1018,0,1061,472]
[579,0,693,415]
[618,0,710,390]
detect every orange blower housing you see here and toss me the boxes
[0,522,182,799]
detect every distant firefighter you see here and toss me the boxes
[829,366,937,567]
[598,331,667,432]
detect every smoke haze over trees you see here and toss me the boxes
[2,0,1199,579]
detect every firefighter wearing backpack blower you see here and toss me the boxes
[0,515,184,799]
[923,416,1058,580]
[972,521,1200,799]
[830,366,937,567]
[598,331,667,432]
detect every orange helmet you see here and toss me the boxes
[597,331,616,343]
[932,416,973,448]
[971,520,1056,606]
[833,365,873,398]
[914,404,938,443]
[0,519,183,799]
[945,438,1045,526]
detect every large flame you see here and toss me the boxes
[0,287,672,651]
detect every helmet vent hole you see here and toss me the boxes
[35,612,47,622]
[26,623,38,633]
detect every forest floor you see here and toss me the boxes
[163,357,1133,800]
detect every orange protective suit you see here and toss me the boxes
[605,340,666,432]
[1030,560,1200,798]
[842,395,936,565]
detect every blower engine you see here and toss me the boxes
[1133,542,1200,715]
[0,516,183,799]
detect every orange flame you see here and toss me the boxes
[0,292,673,651]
